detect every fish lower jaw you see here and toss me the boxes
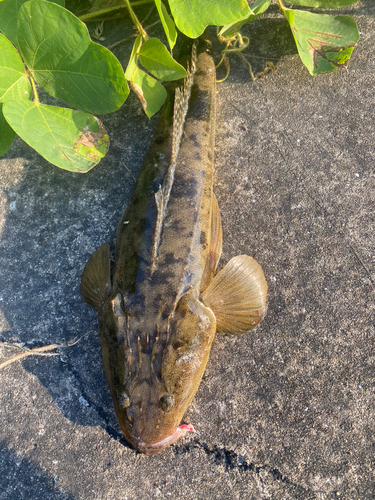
[129,424,196,455]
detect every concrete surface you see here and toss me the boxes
[0,2,374,499]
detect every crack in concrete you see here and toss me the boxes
[174,441,316,498]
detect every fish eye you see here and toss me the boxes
[118,391,130,408]
[159,394,175,412]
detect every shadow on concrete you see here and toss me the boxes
[214,16,297,83]
[0,6,166,452]
[0,89,153,443]
[0,442,76,500]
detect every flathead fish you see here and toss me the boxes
[81,34,267,455]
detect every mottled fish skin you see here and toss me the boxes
[116,36,217,454]
[81,33,268,455]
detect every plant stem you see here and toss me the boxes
[79,1,152,22]
[277,0,286,12]
[29,74,40,105]
[0,335,86,370]
[123,0,148,40]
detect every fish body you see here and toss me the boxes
[81,35,267,455]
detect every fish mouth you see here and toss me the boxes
[131,424,196,455]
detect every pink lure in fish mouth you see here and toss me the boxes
[134,424,196,455]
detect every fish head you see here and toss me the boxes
[108,292,216,455]
[113,377,196,455]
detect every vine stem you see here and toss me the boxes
[123,0,148,40]
[277,0,286,12]
[0,334,86,370]
[78,0,153,22]
[29,74,40,105]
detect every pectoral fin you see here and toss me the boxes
[81,243,111,309]
[201,255,267,335]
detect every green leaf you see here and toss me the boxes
[138,38,186,81]
[130,68,167,118]
[154,0,177,50]
[3,100,109,172]
[285,0,359,8]
[0,103,15,156]
[18,0,129,114]
[169,0,251,38]
[284,10,360,75]
[124,34,142,81]
[0,33,32,102]
[219,0,271,39]
[0,0,64,47]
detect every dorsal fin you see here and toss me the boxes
[151,44,197,268]
[171,42,196,165]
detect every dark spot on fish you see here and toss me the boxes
[121,217,147,295]
[126,290,145,313]
[200,231,207,246]
[188,86,211,121]
[149,253,186,286]
[169,218,185,233]
[164,252,183,266]
[172,174,198,200]
[154,135,165,145]
[189,133,199,147]
[183,177,198,198]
